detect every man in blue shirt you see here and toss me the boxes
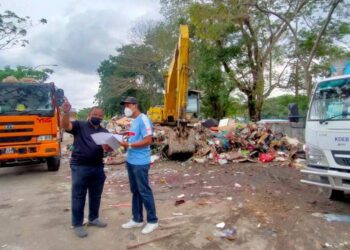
[118,96,158,234]
[61,98,110,238]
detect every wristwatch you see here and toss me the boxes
[128,143,132,149]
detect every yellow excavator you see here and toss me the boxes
[147,25,200,157]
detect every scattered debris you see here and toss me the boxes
[312,213,350,222]
[213,227,237,240]
[172,212,184,216]
[175,199,185,206]
[199,192,216,197]
[151,155,160,164]
[216,222,226,229]
[323,242,332,248]
[160,215,193,221]
[197,199,211,205]
[126,232,178,249]
[108,203,131,208]
[206,236,214,241]
[104,155,125,165]
[159,221,187,230]
[183,180,197,187]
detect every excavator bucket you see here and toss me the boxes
[166,127,196,157]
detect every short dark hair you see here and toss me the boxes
[89,106,104,115]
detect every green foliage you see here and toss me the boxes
[160,0,192,25]
[261,95,309,119]
[195,43,236,119]
[227,94,248,119]
[188,0,277,121]
[77,108,90,120]
[0,9,47,50]
[0,66,52,81]
[96,0,350,121]
[96,40,165,116]
[187,0,350,120]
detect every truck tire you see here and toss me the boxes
[47,156,60,171]
[328,189,345,201]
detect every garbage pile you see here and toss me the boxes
[102,117,306,169]
[152,118,305,168]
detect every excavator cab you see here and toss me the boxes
[185,90,200,121]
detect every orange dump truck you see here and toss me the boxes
[0,79,64,171]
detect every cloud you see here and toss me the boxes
[34,9,131,73]
[49,68,100,109]
[0,0,161,110]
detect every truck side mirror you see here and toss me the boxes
[56,89,64,106]
[288,103,299,122]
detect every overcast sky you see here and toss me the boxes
[0,0,161,110]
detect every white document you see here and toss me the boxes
[113,134,123,142]
[91,132,123,150]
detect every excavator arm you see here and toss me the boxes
[147,25,199,158]
[163,25,190,123]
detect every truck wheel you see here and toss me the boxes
[328,189,345,201]
[47,156,60,171]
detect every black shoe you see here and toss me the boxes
[88,218,107,228]
[74,226,88,238]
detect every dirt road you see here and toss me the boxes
[1,136,350,250]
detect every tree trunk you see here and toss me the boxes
[305,70,312,97]
[246,91,262,122]
[295,61,299,97]
[247,93,256,121]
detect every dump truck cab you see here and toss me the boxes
[0,78,64,171]
[300,74,350,200]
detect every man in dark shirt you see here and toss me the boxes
[61,98,110,238]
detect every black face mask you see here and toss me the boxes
[90,117,102,126]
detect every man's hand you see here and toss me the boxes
[62,97,72,113]
[102,144,113,152]
[118,140,128,148]
[61,97,73,131]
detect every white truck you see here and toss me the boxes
[290,66,350,200]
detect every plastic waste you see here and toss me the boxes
[324,214,350,222]
[213,227,237,240]
[259,152,276,162]
[216,222,225,228]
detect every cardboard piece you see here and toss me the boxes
[218,118,236,131]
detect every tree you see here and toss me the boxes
[0,66,52,81]
[261,95,309,119]
[96,20,183,117]
[188,0,350,121]
[0,8,47,50]
[189,0,308,121]
[96,43,164,116]
[194,42,235,119]
[77,108,90,120]
[256,0,350,97]
[160,0,192,26]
